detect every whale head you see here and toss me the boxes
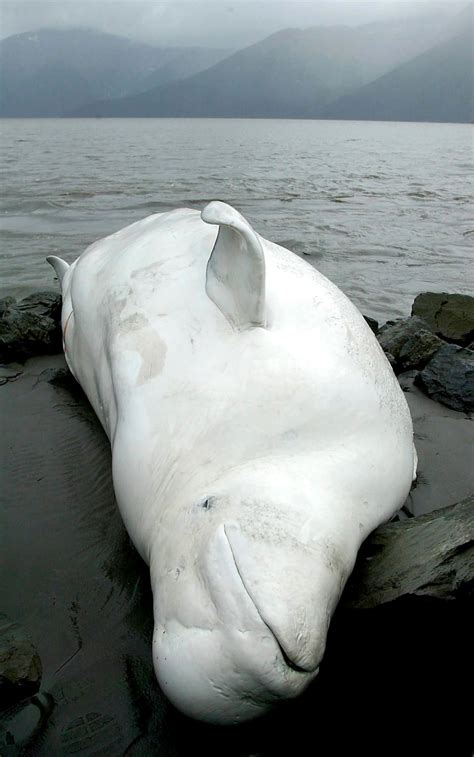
[149,461,356,724]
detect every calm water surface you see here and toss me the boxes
[0,118,472,321]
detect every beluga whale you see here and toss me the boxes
[47,201,417,725]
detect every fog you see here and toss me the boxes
[0,0,466,47]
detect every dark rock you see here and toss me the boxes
[0,615,42,709]
[0,291,62,363]
[0,297,15,318]
[377,316,442,373]
[343,495,474,609]
[17,291,62,321]
[412,292,474,346]
[415,343,474,413]
[363,315,379,335]
[397,329,444,371]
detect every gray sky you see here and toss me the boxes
[0,1,467,47]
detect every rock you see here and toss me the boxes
[415,343,474,413]
[412,292,474,346]
[0,292,62,363]
[17,292,62,319]
[0,297,15,318]
[0,615,42,709]
[343,495,474,609]
[377,316,442,373]
[397,330,444,371]
[363,315,379,335]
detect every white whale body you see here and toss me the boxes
[47,202,416,724]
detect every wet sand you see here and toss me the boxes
[1,355,472,755]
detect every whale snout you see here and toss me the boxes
[151,521,346,724]
[223,524,335,674]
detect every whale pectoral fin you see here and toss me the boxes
[46,255,69,288]
[201,201,266,329]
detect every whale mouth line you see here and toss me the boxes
[276,642,310,674]
[223,525,312,676]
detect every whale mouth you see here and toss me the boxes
[275,641,311,674]
[223,525,317,675]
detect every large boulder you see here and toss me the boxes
[0,292,62,363]
[415,343,474,413]
[412,292,474,346]
[377,316,443,373]
[343,495,474,609]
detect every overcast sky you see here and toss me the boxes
[0,1,466,47]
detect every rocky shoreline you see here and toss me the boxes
[2,289,473,411]
[373,292,473,413]
[1,291,473,754]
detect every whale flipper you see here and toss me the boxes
[46,255,69,288]
[202,201,266,330]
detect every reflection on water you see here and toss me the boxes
[0,118,472,321]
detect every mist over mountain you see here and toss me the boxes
[72,14,458,118]
[0,28,231,116]
[324,26,473,123]
[0,4,472,123]
[1,0,466,50]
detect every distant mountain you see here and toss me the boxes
[324,26,473,123]
[72,14,457,118]
[134,47,234,92]
[2,9,471,123]
[0,29,230,116]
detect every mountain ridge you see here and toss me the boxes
[0,28,232,116]
[71,13,462,119]
[323,26,473,123]
[1,8,471,123]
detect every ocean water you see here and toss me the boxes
[0,118,472,322]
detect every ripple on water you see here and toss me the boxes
[0,119,472,321]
